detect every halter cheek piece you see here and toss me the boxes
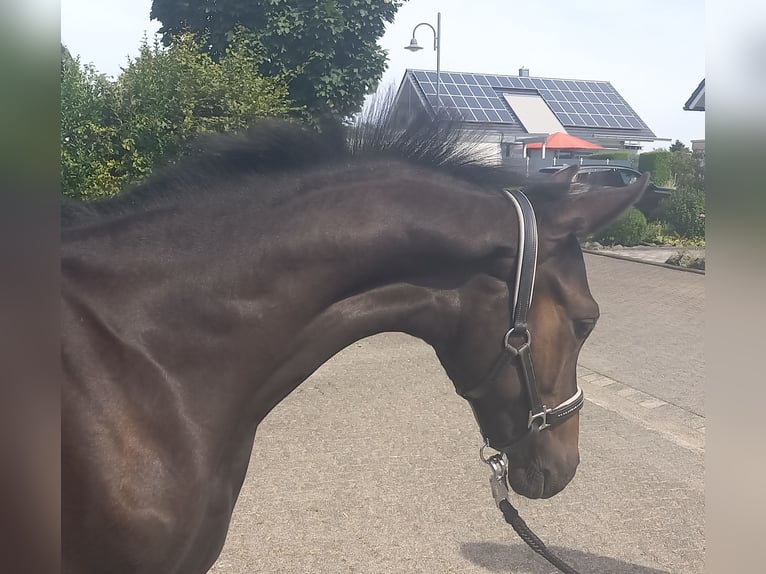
[458,189,584,451]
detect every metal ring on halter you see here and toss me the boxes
[480,438,509,467]
[480,438,492,464]
[503,327,530,355]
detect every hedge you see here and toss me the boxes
[638,150,672,186]
[585,150,634,161]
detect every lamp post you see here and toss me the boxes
[404,12,441,112]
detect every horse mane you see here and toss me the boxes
[62,93,560,227]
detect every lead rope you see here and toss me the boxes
[482,443,582,574]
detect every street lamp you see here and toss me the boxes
[404,12,441,111]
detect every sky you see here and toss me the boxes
[61,0,706,150]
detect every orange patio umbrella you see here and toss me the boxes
[525,132,603,150]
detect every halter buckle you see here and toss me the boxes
[528,407,552,431]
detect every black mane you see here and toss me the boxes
[62,95,544,227]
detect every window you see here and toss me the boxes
[619,171,638,185]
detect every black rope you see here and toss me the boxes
[499,499,582,574]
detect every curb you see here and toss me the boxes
[582,248,705,275]
[577,364,705,457]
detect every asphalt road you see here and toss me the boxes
[210,255,705,574]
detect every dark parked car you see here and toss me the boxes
[538,165,674,217]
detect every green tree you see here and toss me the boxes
[150,0,408,118]
[61,34,293,199]
[114,33,294,185]
[61,47,124,198]
[669,139,689,152]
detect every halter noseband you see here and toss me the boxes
[459,189,584,451]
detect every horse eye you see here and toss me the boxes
[573,318,597,339]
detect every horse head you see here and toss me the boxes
[437,165,649,499]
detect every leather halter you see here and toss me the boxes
[459,189,584,451]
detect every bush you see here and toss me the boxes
[638,150,672,186]
[643,221,664,244]
[656,188,705,239]
[585,150,635,161]
[61,33,294,199]
[61,51,124,198]
[642,220,706,248]
[594,207,648,246]
[670,149,704,192]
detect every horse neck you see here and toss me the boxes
[63,165,519,424]
[233,167,520,418]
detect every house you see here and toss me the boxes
[684,79,705,164]
[683,79,705,112]
[391,67,657,170]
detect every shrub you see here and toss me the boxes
[656,188,705,239]
[61,33,294,199]
[61,52,124,198]
[594,207,647,246]
[643,221,664,244]
[670,149,704,192]
[585,150,635,161]
[638,150,672,186]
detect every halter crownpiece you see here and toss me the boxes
[459,188,584,451]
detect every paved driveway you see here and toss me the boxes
[210,256,704,573]
[579,254,704,416]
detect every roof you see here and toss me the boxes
[683,79,705,111]
[525,132,604,150]
[400,69,656,141]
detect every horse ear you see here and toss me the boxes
[539,172,650,242]
[549,164,579,183]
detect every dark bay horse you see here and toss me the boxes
[62,111,648,573]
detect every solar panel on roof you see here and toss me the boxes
[485,109,501,122]
[585,93,600,104]
[407,70,649,132]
